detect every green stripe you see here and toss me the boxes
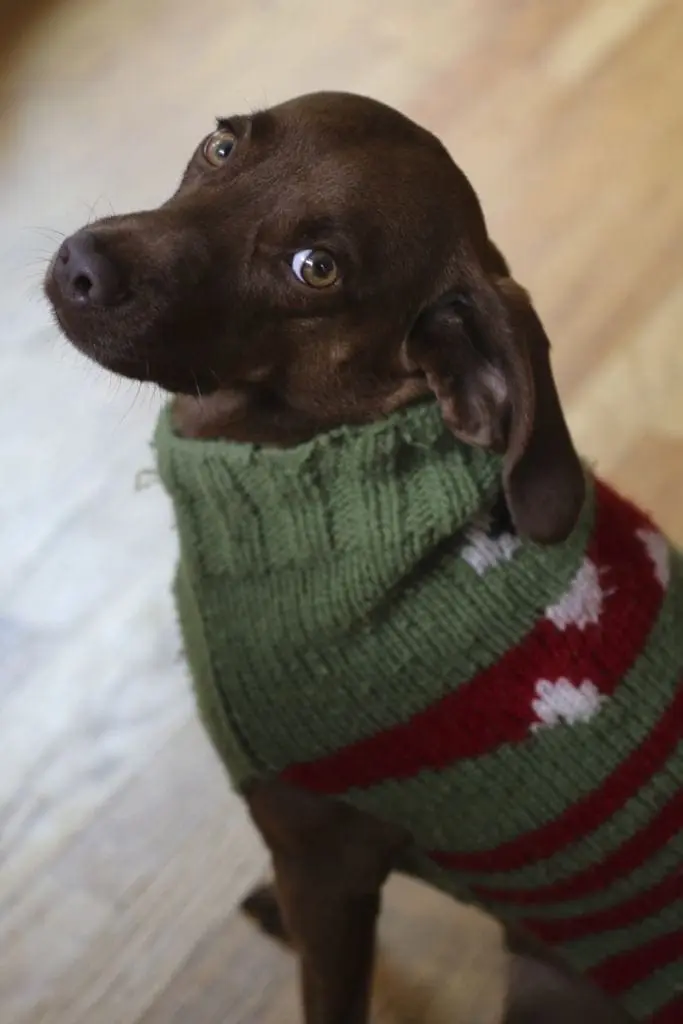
[564,900,683,972]
[621,958,683,1018]
[490,820,682,922]
[347,552,683,854]
[458,740,683,891]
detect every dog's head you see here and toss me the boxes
[45,90,584,543]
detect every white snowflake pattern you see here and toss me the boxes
[531,678,608,732]
[636,528,670,590]
[545,558,606,631]
[460,521,521,577]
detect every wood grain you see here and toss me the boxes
[1,1,681,1021]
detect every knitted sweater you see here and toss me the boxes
[154,400,683,1022]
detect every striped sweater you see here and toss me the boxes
[154,399,683,1022]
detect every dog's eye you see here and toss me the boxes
[203,129,236,167]
[291,249,339,288]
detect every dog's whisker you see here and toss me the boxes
[191,370,205,409]
[28,226,66,243]
[118,379,145,426]
[24,270,49,288]
[23,277,49,298]
[82,195,104,227]
[25,252,55,271]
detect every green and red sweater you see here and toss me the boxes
[154,399,683,1022]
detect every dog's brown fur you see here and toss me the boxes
[45,91,634,1023]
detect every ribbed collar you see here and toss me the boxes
[154,400,504,577]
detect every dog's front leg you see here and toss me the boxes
[247,779,407,1024]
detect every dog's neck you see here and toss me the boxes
[170,378,432,447]
[170,388,318,446]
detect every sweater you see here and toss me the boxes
[154,399,683,1022]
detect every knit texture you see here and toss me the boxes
[154,400,683,1022]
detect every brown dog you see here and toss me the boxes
[45,92,638,1024]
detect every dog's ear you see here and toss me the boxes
[406,268,585,544]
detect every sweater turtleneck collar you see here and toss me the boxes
[153,399,505,580]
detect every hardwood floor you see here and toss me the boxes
[1,1,682,1021]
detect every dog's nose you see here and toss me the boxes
[52,231,122,307]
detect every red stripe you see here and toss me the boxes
[431,682,683,873]
[283,482,662,796]
[652,995,683,1023]
[474,784,683,906]
[523,868,683,944]
[590,929,683,995]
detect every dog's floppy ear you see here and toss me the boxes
[406,268,585,544]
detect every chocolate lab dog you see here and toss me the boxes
[46,92,683,1023]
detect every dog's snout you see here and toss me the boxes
[52,231,122,307]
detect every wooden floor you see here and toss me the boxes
[1,1,683,1021]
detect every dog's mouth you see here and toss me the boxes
[47,292,219,397]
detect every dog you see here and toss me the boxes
[45,91,683,1024]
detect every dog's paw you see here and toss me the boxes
[241,883,289,943]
